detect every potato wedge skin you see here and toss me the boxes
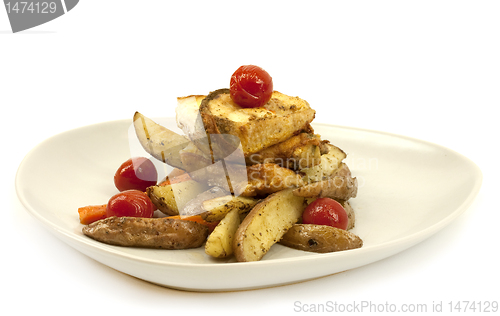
[146,180,208,216]
[233,188,307,262]
[293,175,357,200]
[205,209,241,258]
[295,162,358,201]
[82,216,209,249]
[340,200,356,230]
[279,224,363,253]
[201,195,258,222]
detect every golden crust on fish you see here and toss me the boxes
[200,89,316,156]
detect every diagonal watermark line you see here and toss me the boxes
[60,0,67,13]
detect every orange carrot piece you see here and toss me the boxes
[158,179,171,186]
[169,215,219,233]
[78,204,107,225]
[159,172,191,186]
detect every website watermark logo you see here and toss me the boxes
[3,0,78,33]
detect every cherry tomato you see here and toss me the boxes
[302,197,349,230]
[230,65,273,108]
[106,190,156,218]
[114,157,158,192]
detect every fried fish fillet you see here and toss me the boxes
[199,89,316,156]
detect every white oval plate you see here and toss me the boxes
[16,118,482,291]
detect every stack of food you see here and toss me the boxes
[81,65,362,262]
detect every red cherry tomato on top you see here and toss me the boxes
[302,197,349,230]
[230,65,273,108]
[106,190,156,218]
[114,157,158,192]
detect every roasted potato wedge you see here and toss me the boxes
[178,141,212,172]
[300,144,347,182]
[279,224,363,253]
[205,208,241,258]
[133,111,190,169]
[200,195,259,222]
[82,216,209,249]
[233,188,307,262]
[146,180,208,216]
[293,175,357,200]
[331,162,353,178]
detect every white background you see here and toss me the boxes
[3,1,499,315]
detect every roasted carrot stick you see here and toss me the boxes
[78,204,107,225]
[168,215,219,232]
[158,171,191,186]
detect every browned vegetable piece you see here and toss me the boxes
[279,224,363,253]
[133,112,190,169]
[293,175,358,200]
[245,133,324,169]
[205,208,241,258]
[146,180,208,216]
[82,216,209,249]
[339,200,356,230]
[300,145,347,182]
[233,188,307,262]
[200,195,259,222]
[237,163,304,197]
